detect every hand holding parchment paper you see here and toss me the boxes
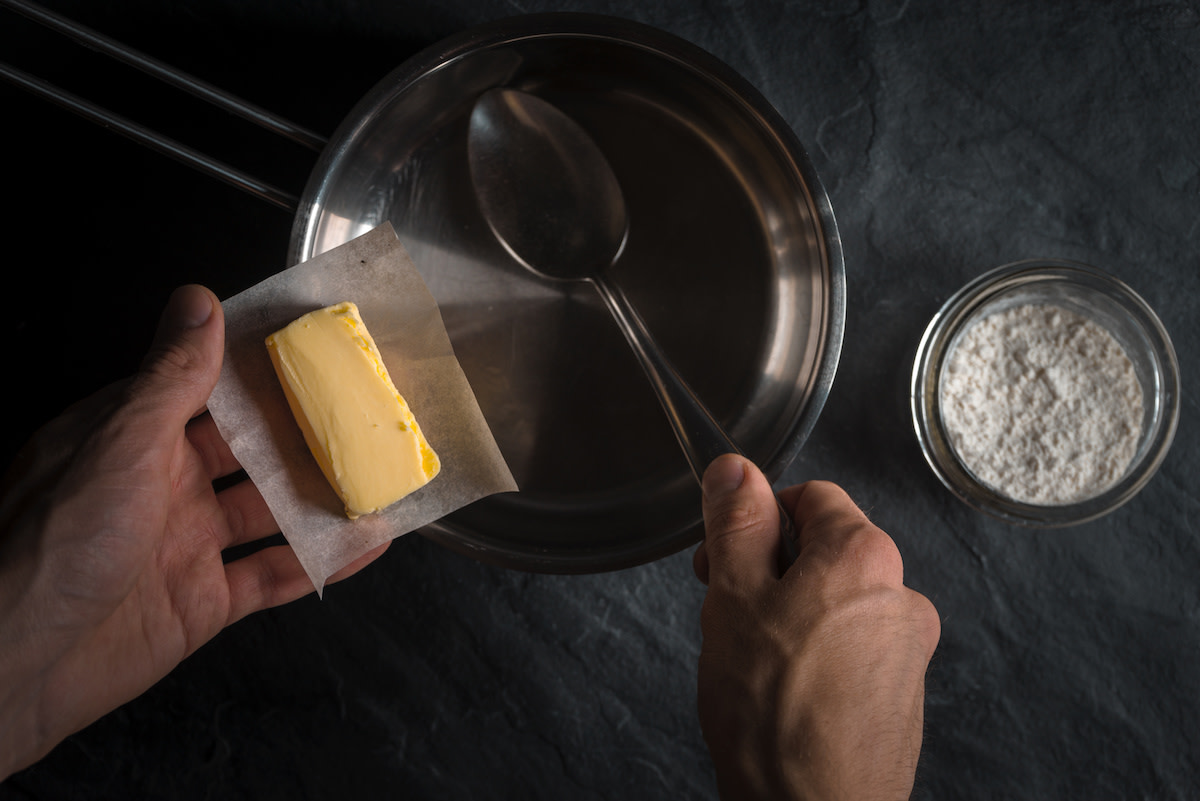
[207,224,517,594]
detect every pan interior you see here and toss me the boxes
[291,25,838,571]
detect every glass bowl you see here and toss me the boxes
[911,259,1180,527]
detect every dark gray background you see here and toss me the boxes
[2,1,1197,798]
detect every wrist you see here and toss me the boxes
[0,677,50,781]
[0,622,54,781]
[705,714,806,801]
[0,557,68,780]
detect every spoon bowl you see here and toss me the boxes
[468,88,628,281]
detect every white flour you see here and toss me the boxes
[939,303,1143,505]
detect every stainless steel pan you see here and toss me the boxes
[5,6,845,572]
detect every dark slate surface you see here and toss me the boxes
[2,1,1197,798]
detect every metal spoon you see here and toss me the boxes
[467,87,797,564]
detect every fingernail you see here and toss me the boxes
[168,285,215,329]
[702,455,746,501]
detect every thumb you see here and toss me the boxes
[130,284,224,429]
[37,285,223,601]
[699,454,782,590]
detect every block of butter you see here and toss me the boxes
[265,302,441,518]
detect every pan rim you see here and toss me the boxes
[287,13,846,572]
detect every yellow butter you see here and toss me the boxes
[266,302,440,518]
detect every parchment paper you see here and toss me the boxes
[207,223,517,594]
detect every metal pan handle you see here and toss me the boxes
[0,0,327,211]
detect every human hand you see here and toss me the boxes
[694,454,940,800]
[0,285,388,780]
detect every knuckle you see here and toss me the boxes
[908,591,942,651]
[185,421,223,481]
[146,341,202,378]
[221,500,246,544]
[793,479,857,517]
[835,522,905,582]
[704,499,768,555]
[706,498,765,537]
[127,341,213,420]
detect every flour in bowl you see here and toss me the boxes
[939,303,1143,505]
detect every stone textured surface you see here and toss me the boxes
[2,1,1197,798]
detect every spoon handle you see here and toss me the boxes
[592,277,799,566]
